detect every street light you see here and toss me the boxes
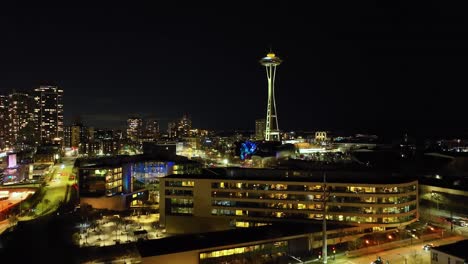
[321,173,331,264]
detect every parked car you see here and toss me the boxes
[423,243,434,251]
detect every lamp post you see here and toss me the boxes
[322,173,331,264]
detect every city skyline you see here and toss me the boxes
[0,3,467,135]
[2,3,468,263]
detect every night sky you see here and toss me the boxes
[1,2,467,136]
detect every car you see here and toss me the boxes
[423,243,434,250]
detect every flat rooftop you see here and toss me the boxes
[33,164,50,170]
[433,239,468,260]
[137,222,351,257]
[164,167,416,184]
[77,223,352,262]
[76,154,198,169]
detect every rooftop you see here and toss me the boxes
[432,239,468,260]
[76,154,198,168]
[76,223,352,262]
[137,222,350,257]
[165,167,417,184]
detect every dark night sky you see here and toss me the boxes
[1,2,468,136]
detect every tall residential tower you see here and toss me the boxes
[34,85,64,144]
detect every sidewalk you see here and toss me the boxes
[302,233,462,264]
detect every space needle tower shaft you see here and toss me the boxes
[260,52,282,141]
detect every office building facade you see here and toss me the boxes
[160,169,418,233]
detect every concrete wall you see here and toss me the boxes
[80,195,127,211]
[165,215,231,234]
[193,179,211,217]
[431,249,465,264]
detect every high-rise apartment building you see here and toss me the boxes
[127,117,143,142]
[71,124,83,148]
[63,125,72,148]
[177,114,192,137]
[0,95,8,149]
[33,85,64,144]
[145,119,159,140]
[255,119,266,140]
[167,114,192,139]
[8,92,36,146]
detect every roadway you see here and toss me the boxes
[1,156,75,233]
[323,235,466,264]
[19,156,76,220]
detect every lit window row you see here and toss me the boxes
[199,241,288,260]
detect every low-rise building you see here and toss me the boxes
[76,154,202,211]
[431,239,468,264]
[78,223,363,264]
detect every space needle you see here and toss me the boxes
[260,52,282,141]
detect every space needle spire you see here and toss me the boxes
[259,51,282,141]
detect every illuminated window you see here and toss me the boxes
[200,241,288,260]
[182,181,194,187]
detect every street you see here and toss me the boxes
[19,156,76,220]
[321,235,466,264]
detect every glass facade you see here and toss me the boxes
[132,161,173,184]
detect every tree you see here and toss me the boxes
[409,250,422,264]
[43,198,51,213]
[8,214,18,227]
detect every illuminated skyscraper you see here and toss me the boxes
[167,114,192,139]
[255,119,266,140]
[145,119,160,140]
[0,95,9,149]
[177,113,192,137]
[8,92,35,146]
[260,52,282,141]
[34,85,64,144]
[127,117,143,142]
[167,121,177,138]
